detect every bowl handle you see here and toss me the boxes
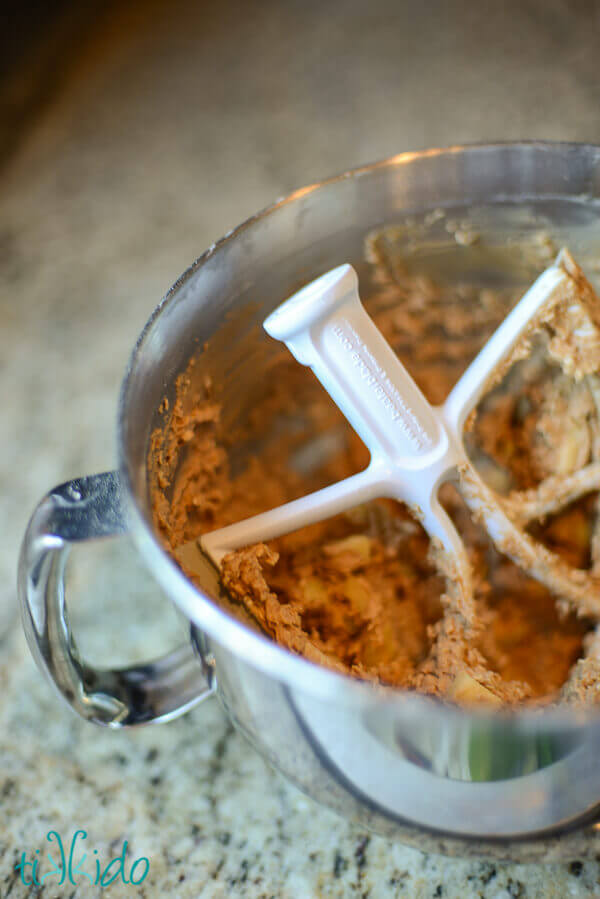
[18,471,214,727]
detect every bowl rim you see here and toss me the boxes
[117,140,600,728]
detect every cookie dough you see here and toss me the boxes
[151,233,600,706]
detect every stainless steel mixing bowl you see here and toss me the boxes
[19,143,600,860]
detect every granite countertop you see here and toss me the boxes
[3,0,600,895]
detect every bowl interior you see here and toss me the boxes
[120,143,600,722]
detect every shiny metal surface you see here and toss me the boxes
[20,143,600,856]
[18,470,213,726]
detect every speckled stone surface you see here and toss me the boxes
[5,0,600,894]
